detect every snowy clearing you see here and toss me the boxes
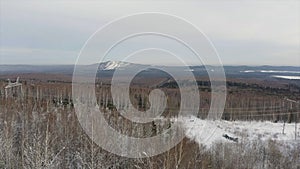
[182,117,300,148]
[272,75,300,80]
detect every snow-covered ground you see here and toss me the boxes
[240,70,300,74]
[272,75,300,80]
[182,117,300,148]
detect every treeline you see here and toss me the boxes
[160,80,300,97]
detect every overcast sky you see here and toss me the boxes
[0,0,299,66]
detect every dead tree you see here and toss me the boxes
[4,77,23,98]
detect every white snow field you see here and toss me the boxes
[182,117,300,148]
[272,75,300,80]
[240,70,300,74]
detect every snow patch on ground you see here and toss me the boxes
[241,70,300,74]
[240,70,255,73]
[272,75,300,80]
[260,70,300,74]
[182,117,300,148]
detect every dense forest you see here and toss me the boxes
[0,78,299,168]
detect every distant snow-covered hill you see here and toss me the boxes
[98,61,132,70]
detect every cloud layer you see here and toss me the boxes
[1,1,299,66]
